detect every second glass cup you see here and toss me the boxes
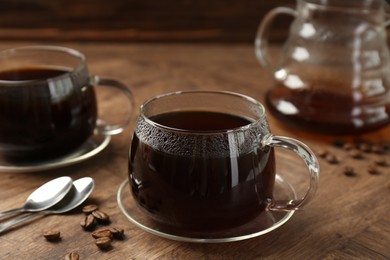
[0,46,133,161]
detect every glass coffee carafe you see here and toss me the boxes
[255,0,390,134]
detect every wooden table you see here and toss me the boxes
[0,41,389,259]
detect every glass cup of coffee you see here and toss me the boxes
[0,45,133,161]
[129,90,319,232]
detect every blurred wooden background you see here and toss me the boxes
[0,0,294,42]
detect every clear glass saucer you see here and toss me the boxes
[117,174,297,243]
[0,134,111,173]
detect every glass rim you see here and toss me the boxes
[300,0,386,13]
[140,90,266,135]
[0,45,86,86]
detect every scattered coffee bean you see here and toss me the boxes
[343,143,355,151]
[108,227,125,240]
[43,230,61,241]
[92,228,113,239]
[343,166,357,177]
[317,150,328,158]
[349,149,363,159]
[95,236,112,250]
[333,140,345,148]
[358,143,372,153]
[80,214,96,230]
[65,252,79,260]
[371,145,385,154]
[82,204,99,214]
[325,154,339,164]
[368,165,380,175]
[374,157,388,167]
[45,202,125,253]
[92,210,110,224]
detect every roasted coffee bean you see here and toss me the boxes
[368,165,380,175]
[317,150,328,158]
[342,143,355,151]
[374,157,388,167]
[91,228,113,239]
[82,204,99,214]
[65,252,79,260]
[371,145,385,154]
[92,210,110,224]
[95,236,112,250]
[108,227,125,240]
[343,166,357,177]
[43,230,61,241]
[358,143,372,153]
[325,154,339,164]
[80,214,96,229]
[333,140,345,148]
[349,149,363,159]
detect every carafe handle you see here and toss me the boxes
[255,7,296,72]
[385,17,390,27]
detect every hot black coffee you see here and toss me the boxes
[0,67,97,160]
[129,111,275,231]
[0,66,67,81]
[266,83,390,134]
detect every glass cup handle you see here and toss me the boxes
[255,7,296,72]
[385,9,390,27]
[93,75,134,136]
[263,135,320,211]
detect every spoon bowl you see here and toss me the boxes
[43,177,95,214]
[0,176,73,218]
[0,177,95,234]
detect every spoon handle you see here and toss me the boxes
[0,213,38,234]
[0,208,24,218]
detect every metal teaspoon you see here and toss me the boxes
[0,176,73,218]
[0,177,95,234]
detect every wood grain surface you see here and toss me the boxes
[0,0,294,42]
[0,41,389,259]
